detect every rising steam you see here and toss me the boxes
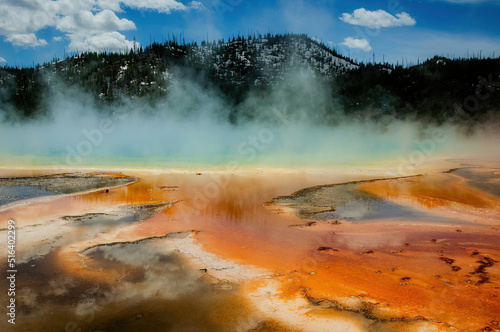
[0,69,498,172]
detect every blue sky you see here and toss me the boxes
[1,0,499,67]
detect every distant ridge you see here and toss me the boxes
[1,33,499,127]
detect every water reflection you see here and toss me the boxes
[9,235,261,332]
[1,168,499,331]
[451,167,500,198]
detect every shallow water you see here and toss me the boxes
[275,182,469,224]
[0,166,499,331]
[450,167,500,198]
[0,173,136,207]
[10,236,259,332]
[0,184,57,206]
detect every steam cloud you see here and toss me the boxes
[0,69,498,171]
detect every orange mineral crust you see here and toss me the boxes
[1,167,499,331]
[356,169,500,223]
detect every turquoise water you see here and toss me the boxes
[0,153,403,171]
[0,109,482,171]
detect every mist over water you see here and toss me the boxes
[0,72,498,170]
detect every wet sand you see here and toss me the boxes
[0,162,499,331]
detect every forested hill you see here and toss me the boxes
[0,33,499,126]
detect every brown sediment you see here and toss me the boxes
[469,255,498,286]
[439,257,456,265]
[122,200,177,221]
[289,221,317,228]
[249,319,302,331]
[316,246,339,252]
[2,167,500,331]
[301,288,431,324]
[79,230,198,253]
[61,212,112,221]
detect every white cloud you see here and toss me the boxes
[5,33,48,48]
[98,0,203,13]
[58,10,138,52]
[68,31,136,53]
[0,0,95,35]
[0,0,201,51]
[57,9,137,52]
[57,9,136,34]
[95,0,123,12]
[53,36,63,42]
[342,37,372,52]
[0,57,6,63]
[51,0,96,15]
[0,2,54,35]
[340,8,416,29]
[0,1,100,49]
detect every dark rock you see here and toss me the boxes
[439,257,455,265]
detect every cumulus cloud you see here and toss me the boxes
[56,9,137,52]
[340,8,416,29]
[57,10,136,34]
[0,0,202,51]
[0,1,55,35]
[0,57,6,63]
[68,31,136,53]
[0,0,95,35]
[5,33,48,48]
[121,0,203,13]
[97,0,202,13]
[341,37,372,52]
